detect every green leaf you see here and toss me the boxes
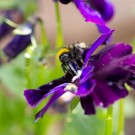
[0,54,25,97]
[70,96,79,112]
[63,104,106,135]
[63,114,105,135]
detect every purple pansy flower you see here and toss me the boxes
[3,22,34,60]
[24,30,130,122]
[55,0,114,34]
[24,30,135,121]
[79,43,132,114]
[0,9,24,39]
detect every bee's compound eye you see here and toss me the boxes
[59,53,69,62]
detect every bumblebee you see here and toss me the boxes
[57,42,87,76]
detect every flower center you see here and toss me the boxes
[64,83,78,93]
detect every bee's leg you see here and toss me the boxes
[62,63,75,76]
[62,63,72,74]
[61,63,68,73]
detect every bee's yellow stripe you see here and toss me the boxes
[57,48,69,58]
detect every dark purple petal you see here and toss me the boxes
[5,9,24,24]
[118,54,135,68]
[24,83,69,108]
[0,9,24,39]
[3,34,31,60]
[118,54,135,89]
[84,29,114,65]
[129,64,135,74]
[94,56,134,82]
[127,64,135,89]
[24,89,47,108]
[93,43,132,70]
[127,76,135,89]
[89,0,114,21]
[73,0,114,23]
[93,54,135,88]
[92,81,128,107]
[73,0,105,25]
[95,65,130,83]
[100,1,114,21]
[39,73,72,90]
[105,54,135,74]
[35,90,66,122]
[80,95,95,115]
[76,79,96,97]
[3,22,35,60]
[0,22,14,39]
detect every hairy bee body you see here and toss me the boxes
[57,42,87,75]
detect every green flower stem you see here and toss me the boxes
[25,57,31,88]
[38,19,50,58]
[118,99,124,135]
[30,35,38,49]
[25,36,45,135]
[55,2,64,48]
[105,105,113,135]
[25,35,37,87]
[38,18,49,47]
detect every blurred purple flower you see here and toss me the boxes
[0,9,24,39]
[3,22,33,60]
[55,0,114,34]
[73,0,114,23]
